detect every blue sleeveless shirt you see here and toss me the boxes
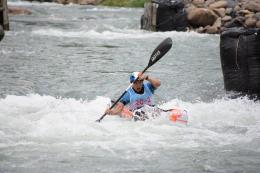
[120,82,155,111]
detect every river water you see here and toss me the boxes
[0,1,260,173]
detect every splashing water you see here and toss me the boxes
[1,1,260,172]
[0,94,259,172]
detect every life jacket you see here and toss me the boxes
[128,83,154,111]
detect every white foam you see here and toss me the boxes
[32,28,208,40]
[0,94,259,150]
[85,6,142,12]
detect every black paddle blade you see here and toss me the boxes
[148,37,172,68]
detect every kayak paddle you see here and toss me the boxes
[96,37,173,122]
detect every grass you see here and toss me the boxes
[100,0,151,8]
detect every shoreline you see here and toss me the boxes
[6,0,260,35]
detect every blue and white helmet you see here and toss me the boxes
[129,72,139,83]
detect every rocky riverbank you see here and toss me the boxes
[141,0,260,34]
[184,0,260,34]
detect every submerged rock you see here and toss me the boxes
[8,6,32,15]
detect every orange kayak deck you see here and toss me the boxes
[120,106,188,124]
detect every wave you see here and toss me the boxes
[0,94,259,149]
[84,6,143,12]
[31,28,209,39]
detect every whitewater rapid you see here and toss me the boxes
[1,96,260,172]
[1,1,260,172]
[1,94,259,147]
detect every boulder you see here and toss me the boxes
[196,26,205,33]
[204,26,218,34]
[256,21,260,28]
[245,17,257,28]
[187,8,218,27]
[213,8,226,17]
[244,1,260,13]
[225,8,232,15]
[205,0,215,7]
[222,15,232,22]
[226,0,238,8]
[234,5,241,12]
[245,13,255,19]
[224,16,245,28]
[192,0,205,7]
[209,0,228,9]
[204,17,222,34]
[238,10,253,16]
[8,6,32,15]
[255,12,260,20]
[185,3,196,14]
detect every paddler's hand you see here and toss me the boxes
[105,103,124,116]
[105,107,118,116]
[138,72,160,88]
[137,72,149,81]
[105,108,113,115]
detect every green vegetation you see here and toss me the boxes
[100,0,151,8]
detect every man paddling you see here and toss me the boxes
[105,72,161,118]
[96,37,172,122]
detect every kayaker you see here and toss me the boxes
[105,72,161,116]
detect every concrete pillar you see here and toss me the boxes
[0,0,9,30]
[141,3,158,31]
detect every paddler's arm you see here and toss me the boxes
[146,75,161,88]
[105,102,124,116]
[139,73,161,89]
